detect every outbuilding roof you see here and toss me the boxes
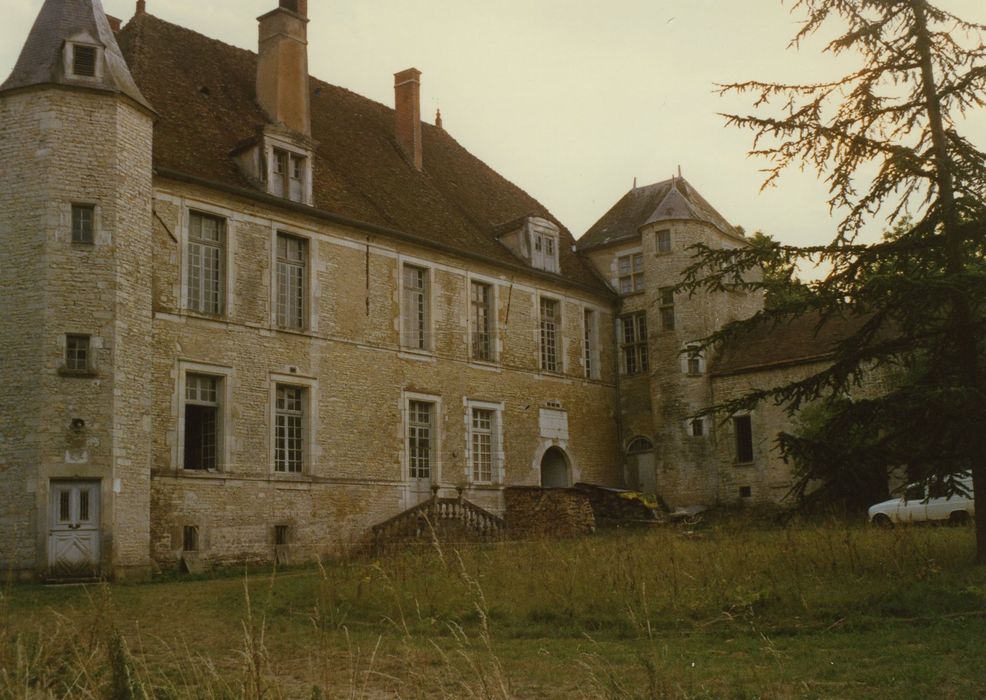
[109,12,607,292]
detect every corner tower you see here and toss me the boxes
[0,0,155,579]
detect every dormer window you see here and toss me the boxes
[65,42,102,80]
[266,142,311,204]
[494,215,561,273]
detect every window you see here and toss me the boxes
[471,281,494,362]
[684,344,705,376]
[274,525,290,546]
[469,408,496,484]
[71,205,94,244]
[620,313,649,375]
[184,374,221,470]
[539,297,561,372]
[269,147,308,202]
[275,385,305,473]
[739,486,753,499]
[617,253,645,294]
[689,417,705,437]
[71,44,98,78]
[734,415,754,463]
[583,308,600,380]
[407,400,434,479]
[530,229,560,273]
[656,230,672,253]
[402,265,430,351]
[187,211,225,315]
[659,287,675,331]
[276,233,307,330]
[65,335,90,372]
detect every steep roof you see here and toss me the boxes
[578,177,743,251]
[0,0,150,110]
[712,313,869,376]
[112,12,607,292]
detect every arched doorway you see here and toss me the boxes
[540,447,571,488]
[626,437,656,494]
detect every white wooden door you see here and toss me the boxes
[48,481,100,578]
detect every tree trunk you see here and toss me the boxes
[911,0,986,563]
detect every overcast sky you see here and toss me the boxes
[3,0,985,247]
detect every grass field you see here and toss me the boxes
[3,515,986,698]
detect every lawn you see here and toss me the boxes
[3,516,986,698]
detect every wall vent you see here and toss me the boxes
[72,45,98,77]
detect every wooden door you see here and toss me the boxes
[48,481,100,578]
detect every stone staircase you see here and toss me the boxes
[371,487,506,551]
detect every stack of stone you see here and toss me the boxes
[503,487,596,539]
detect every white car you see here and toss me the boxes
[868,475,975,525]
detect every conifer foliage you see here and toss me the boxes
[678,0,986,560]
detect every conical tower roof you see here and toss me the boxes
[0,0,151,111]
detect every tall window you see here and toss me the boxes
[408,401,434,479]
[184,374,221,470]
[187,212,225,315]
[539,297,561,372]
[584,308,600,380]
[402,265,430,351]
[659,287,675,331]
[71,204,94,244]
[734,415,754,463]
[276,233,307,330]
[531,231,559,272]
[617,253,644,294]
[656,230,672,253]
[275,385,305,473]
[620,313,649,375]
[470,408,495,484]
[471,281,494,362]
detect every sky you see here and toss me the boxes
[2,0,985,248]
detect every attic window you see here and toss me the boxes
[72,45,98,78]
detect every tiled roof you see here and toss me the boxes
[712,313,869,376]
[578,177,742,251]
[113,13,608,293]
[0,0,150,110]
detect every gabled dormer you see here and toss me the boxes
[495,215,560,273]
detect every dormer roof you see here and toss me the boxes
[578,176,743,252]
[0,0,151,111]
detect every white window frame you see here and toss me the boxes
[468,276,498,364]
[175,362,234,472]
[583,306,601,380]
[538,294,563,373]
[402,391,442,484]
[399,260,434,354]
[271,228,315,332]
[682,344,706,376]
[181,203,234,318]
[268,373,319,476]
[464,399,504,486]
[685,416,708,438]
[528,220,560,273]
[263,136,313,205]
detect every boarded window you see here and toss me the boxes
[71,204,94,244]
[407,401,433,479]
[72,45,98,77]
[276,233,307,330]
[539,298,560,372]
[187,212,225,315]
[402,265,429,350]
[184,374,220,470]
[620,313,649,375]
[471,281,494,362]
[734,415,754,463]
[275,385,305,473]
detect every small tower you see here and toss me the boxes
[0,0,155,580]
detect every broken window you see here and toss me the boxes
[184,374,220,470]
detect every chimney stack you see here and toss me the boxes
[136,0,146,15]
[256,1,311,137]
[394,68,423,171]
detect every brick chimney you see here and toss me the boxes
[394,68,423,171]
[256,0,311,137]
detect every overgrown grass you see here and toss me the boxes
[3,516,985,698]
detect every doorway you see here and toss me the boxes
[48,481,101,578]
[626,438,657,494]
[540,447,571,488]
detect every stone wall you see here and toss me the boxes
[503,487,595,539]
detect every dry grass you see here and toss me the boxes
[3,515,986,698]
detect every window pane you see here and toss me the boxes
[71,205,94,243]
[275,386,305,473]
[276,235,306,329]
[540,299,558,372]
[408,401,432,479]
[402,266,428,350]
[471,282,493,361]
[66,335,89,371]
[188,213,224,314]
